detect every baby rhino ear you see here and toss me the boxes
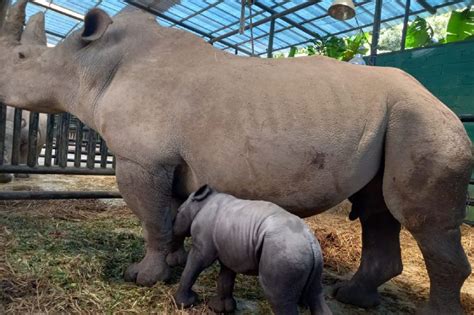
[192,184,212,201]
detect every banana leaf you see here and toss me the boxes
[446,7,474,43]
[406,16,434,48]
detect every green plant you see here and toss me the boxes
[446,7,474,43]
[405,16,434,48]
[308,32,368,61]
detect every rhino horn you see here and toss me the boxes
[0,0,12,30]
[0,0,28,42]
[21,11,46,45]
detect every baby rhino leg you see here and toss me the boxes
[208,263,237,313]
[258,238,311,315]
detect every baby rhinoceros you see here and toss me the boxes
[173,185,331,315]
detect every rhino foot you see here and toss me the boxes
[0,174,13,183]
[333,281,380,308]
[208,296,236,314]
[174,290,199,309]
[166,246,188,267]
[124,251,171,286]
[416,302,464,315]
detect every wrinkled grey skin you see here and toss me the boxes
[0,106,47,183]
[173,185,332,315]
[0,2,472,313]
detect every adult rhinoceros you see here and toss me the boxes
[0,107,47,183]
[0,1,471,313]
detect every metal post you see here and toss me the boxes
[99,137,108,168]
[400,0,411,50]
[267,18,275,58]
[369,0,383,66]
[87,129,97,169]
[27,112,39,167]
[74,120,84,167]
[0,103,6,165]
[11,108,22,165]
[58,113,70,168]
[44,114,55,167]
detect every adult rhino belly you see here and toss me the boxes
[180,111,388,217]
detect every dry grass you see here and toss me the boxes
[0,197,473,314]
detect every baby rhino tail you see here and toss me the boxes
[300,227,332,315]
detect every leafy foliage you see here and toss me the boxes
[405,16,434,48]
[446,7,474,43]
[310,32,368,61]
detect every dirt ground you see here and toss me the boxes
[0,175,473,314]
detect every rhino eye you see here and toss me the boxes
[18,52,26,59]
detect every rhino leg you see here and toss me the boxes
[208,263,237,313]
[380,102,472,314]
[115,157,174,286]
[335,173,402,308]
[166,198,188,267]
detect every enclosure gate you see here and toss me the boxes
[0,104,121,200]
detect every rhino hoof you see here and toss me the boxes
[166,247,188,267]
[0,174,13,183]
[174,290,199,309]
[124,256,171,286]
[333,281,380,308]
[208,296,236,313]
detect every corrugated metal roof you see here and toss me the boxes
[17,0,470,54]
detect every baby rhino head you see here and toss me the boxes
[173,185,214,237]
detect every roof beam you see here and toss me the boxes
[31,0,84,21]
[210,1,321,44]
[234,0,373,49]
[416,0,437,14]
[124,0,256,56]
[267,0,463,54]
[253,2,319,39]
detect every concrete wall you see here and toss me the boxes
[373,40,474,140]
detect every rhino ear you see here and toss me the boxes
[21,12,46,45]
[192,185,213,202]
[81,8,112,43]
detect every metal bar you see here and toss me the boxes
[38,157,113,165]
[0,165,115,175]
[0,191,121,200]
[112,155,116,169]
[11,108,22,165]
[54,114,62,166]
[460,114,474,123]
[400,0,411,51]
[416,0,436,14]
[99,137,108,168]
[74,120,84,167]
[267,0,463,54]
[369,0,383,66]
[210,1,320,44]
[125,0,255,56]
[30,0,84,21]
[27,112,39,167]
[267,18,275,58]
[87,129,97,169]
[0,103,6,165]
[44,114,55,167]
[58,113,70,168]
[254,2,319,39]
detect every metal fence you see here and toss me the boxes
[0,104,121,200]
[0,106,471,202]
